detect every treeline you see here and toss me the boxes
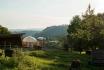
[67,5,104,51]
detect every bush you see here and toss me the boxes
[0,50,37,70]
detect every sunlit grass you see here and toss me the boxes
[0,49,104,70]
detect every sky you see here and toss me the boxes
[0,0,104,29]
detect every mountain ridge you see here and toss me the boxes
[34,25,68,40]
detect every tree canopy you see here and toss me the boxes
[67,5,104,51]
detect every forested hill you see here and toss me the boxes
[34,25,68,40]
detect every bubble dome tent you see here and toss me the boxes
[22,36,37,48]
[37,37,46,49]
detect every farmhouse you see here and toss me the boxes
[0,33,23,49]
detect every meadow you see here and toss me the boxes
[0,49,104,70]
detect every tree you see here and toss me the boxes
[67,15,82,52]
[0,25,10,34]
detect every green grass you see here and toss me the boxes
[29,50,104,70]
[0,49,104,70]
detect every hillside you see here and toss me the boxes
[9,25,68,39]
[34,25,68,40]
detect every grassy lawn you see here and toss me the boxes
[0,49,104,70]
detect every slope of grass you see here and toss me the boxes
[0,49,104,70]
[29,50,104,70]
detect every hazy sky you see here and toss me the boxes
[0,0,104,29]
